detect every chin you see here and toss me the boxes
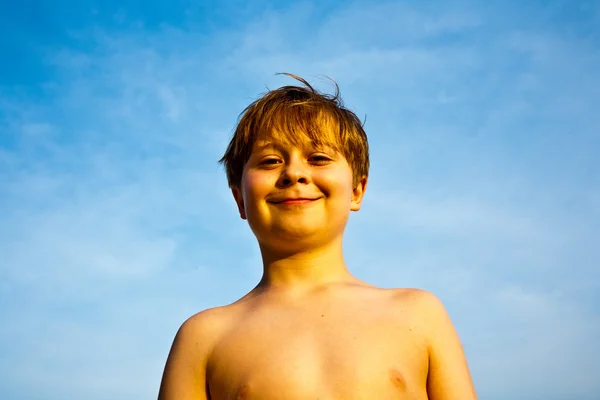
[260,236,324,254]
[262,224,344,251]
[249,215,347,249]
[273,226,320,240]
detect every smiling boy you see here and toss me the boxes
[158,74,477,399]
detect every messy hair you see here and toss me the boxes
[219,73,369,187]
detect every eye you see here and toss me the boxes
[259,157,282,166]
[310,154,332,164]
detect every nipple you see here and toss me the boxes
[389,368,407,392]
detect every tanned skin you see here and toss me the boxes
[158,135,477,399]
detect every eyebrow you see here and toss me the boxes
[252,140,337,154]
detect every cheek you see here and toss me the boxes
[242,172,274,201]
[318,175,354,201]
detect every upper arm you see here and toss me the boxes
[158,316,212,400]
[418,291,477,400]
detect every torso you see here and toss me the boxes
[202,284,430,399]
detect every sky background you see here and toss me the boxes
[0,0,599,399]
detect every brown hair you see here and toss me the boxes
[219,73,369,187]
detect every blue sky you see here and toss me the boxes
[1,0,599,399]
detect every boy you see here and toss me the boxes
[158,74,477,399]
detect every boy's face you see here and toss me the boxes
[232,130,367,250]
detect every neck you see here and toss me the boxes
[256,238,357,294]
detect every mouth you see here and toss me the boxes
[269,198,320,205]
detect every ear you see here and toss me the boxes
[231,186,247,220]
[350,176,368,212]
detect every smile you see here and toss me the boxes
[270,198,319,205]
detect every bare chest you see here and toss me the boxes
[206,305,429,399]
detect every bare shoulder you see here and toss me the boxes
[384,287,444,317]
[182,305,233,338]
[348,286,439,318]
[176,305,237,353]
[385,288,451,323]
[387,288,478,399]
[157,306,235,400]
[387,287,435,303]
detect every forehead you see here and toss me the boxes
[251,124,343,153]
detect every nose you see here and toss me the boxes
[276,156,310,188]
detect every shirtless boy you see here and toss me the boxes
[158,75,477,399]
